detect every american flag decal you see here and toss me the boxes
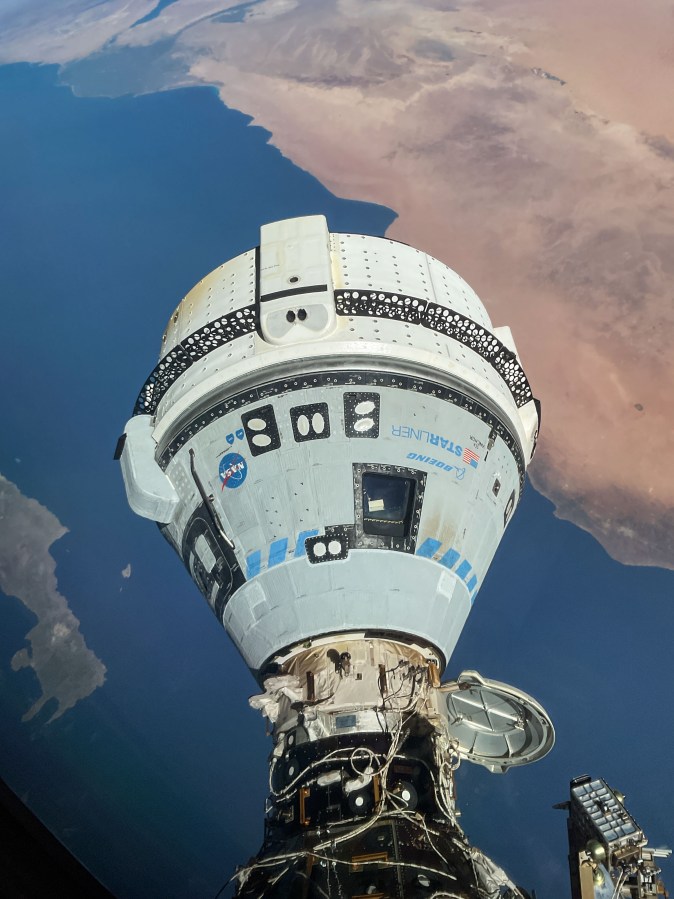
[462,447,480,468]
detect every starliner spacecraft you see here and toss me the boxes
[118,215,555,897]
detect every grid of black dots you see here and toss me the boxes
[334,289,532,408]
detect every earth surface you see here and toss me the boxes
[0,2,672,897]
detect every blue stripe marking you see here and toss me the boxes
[246,550,261,578]
[295,529,319,558]
[466,575,478,592]
[439,548,460,569]
[268,538,288,568]
[416,538,442,559]
[456,560,472,581]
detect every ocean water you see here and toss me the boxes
[0,61,394,897]
[0,61,672,897]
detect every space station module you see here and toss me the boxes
[119,216,555,897]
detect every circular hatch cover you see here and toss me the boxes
[442,670,555,773]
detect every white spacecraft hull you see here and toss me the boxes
[122,216,538,674]
[119,215,553,897]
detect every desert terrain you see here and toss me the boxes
[2,0,673,566]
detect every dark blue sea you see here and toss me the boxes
[0,63,671,897]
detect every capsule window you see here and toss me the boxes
[362,473,415,537]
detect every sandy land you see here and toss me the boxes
[2,0,674,567]
[489,0,674,142]
[183,0,674,567]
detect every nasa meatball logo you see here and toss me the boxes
[219,452,247,490]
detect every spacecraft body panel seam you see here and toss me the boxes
[134,229,537,456]
[151,338,534,452]
[141,304,535,437]
[147,369,521,668]
[160,248,257,355]
[146,303,532,430]
[221,551,472,671]
[151,359,531,490]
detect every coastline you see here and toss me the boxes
[2,0,673,570]
[183,32,674,568]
